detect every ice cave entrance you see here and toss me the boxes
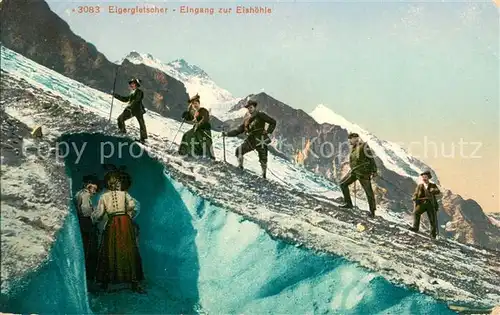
[1,133,455,315]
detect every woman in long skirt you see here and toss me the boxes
[92,171,145,293]
[178,93,215,159]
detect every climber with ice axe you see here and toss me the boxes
[113,78,148,144]
[221,99,276,179]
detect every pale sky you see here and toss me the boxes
[46,1,499,212]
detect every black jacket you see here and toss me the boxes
[412,183,440,210]
[227,111,276,139]
[114,89,145,116]
[349,142,378,177]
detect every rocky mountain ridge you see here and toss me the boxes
[0,0,189,119]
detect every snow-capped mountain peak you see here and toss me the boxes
[123,51,242,120]
[122,51,162,67]
[311,104,367,134]
[167,58,210,80]
[310,104,439,183]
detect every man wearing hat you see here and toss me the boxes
[339,132,378,217]
[410,170,441,239]
[74,175,100,284]
[114,78,148,143]
[179,93,215,159]
[222,99,276,178]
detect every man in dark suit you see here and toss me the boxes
[114,78,148,143]
[339,133,378,217]
[222,100,276,179]
[410,170,441,238]
[74,175,100,284]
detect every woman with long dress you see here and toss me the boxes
[92,171,145,293]
[178,94,215,159]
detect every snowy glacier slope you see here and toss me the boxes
[123,51,244,121]
[310,104,438,183]
[3,134,455,314]
[0,46,343,203]
[1,45,500,310]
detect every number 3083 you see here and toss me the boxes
[77,6,101,13]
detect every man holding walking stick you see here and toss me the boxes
[409,170,441,239]
[339,133,378,218]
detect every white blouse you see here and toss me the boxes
[75,189,94,217]
[92,190,137,223]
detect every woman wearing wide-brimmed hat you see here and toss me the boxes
[92,170,145,293]
[178,93,215,159]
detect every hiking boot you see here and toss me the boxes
[261,166,267,179]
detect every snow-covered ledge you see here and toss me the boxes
[1,72,499,309]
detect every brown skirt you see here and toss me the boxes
[96,214,144,284]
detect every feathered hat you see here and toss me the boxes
[189,93,200,104]
[245,100,258,108]
[104,170,132,191]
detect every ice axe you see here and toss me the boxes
[107,66,119,125]
[168,118,185,152]
[222,126,227,163]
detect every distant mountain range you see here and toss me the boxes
[0,0,190,119]
[122,51,243,121]
[488,213,500,228]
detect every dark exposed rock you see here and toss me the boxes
[0,0,189,121]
